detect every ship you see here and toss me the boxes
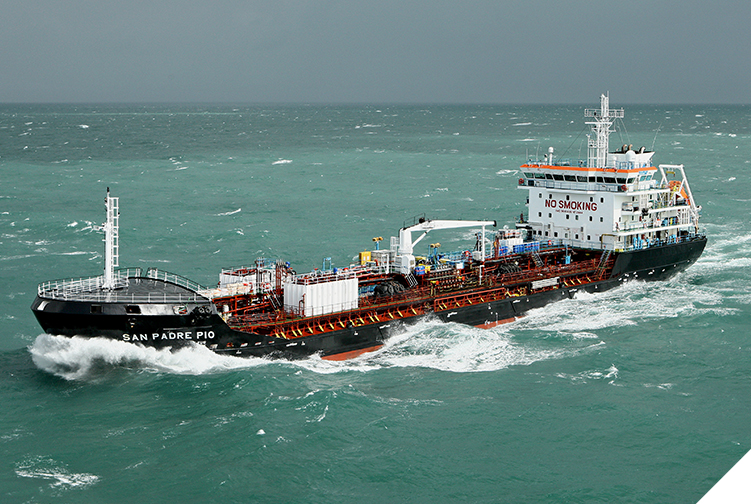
[31,95,707,360]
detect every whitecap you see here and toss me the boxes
[272,159,292,165]
[215,208,241,216]
[78,124,89,129]
[15,456,99,489]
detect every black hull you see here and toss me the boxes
[32,237,707,360]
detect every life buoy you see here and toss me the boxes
[621,184,627,191]
[518,178,525,185]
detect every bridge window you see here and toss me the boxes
[91,305,102,314]
[553,174,563,181]
[565,175,576,181]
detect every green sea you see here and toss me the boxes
[1,103,749,503]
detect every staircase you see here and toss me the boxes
[595,249,613,279]
[531,252,544,269]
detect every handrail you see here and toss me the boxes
[145,268,208,292]
[37,267,209,303]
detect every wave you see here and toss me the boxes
[15,456,99,489]
[29,334,266,380]
[272,159,292,165]
[215,208,241,216]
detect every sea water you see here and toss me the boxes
[1,103,750,503]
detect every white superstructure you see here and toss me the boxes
[519,94,701,252]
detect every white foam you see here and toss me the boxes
[215,208,241,216]
[272,159,292,165]
[15,456,98,489]
[29,334,267,380]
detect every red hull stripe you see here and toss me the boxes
[322,344,384,361]
[475,318,516,329]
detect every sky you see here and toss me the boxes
[1,0,749,104]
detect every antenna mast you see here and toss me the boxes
[101,188,120,289]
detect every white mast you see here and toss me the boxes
[584,93,624,168]
[101,188,120,289]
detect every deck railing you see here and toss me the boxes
[37,268,208,304]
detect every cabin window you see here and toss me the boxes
[549,194,553,199]
[566,215,570,220]
[126,305,141,314]
[589,216,593,222]
[546,174,554,180]
[589,197,594,202]
[535,173,545,179]
[538,193,542,198]
[588,176,596,182]
[600,217,604,222]
[565,175,576,181]
[565,195,570,200]
[617,178,627,184]
[587,235,591,240]
[548,213,552,218]
[575,234,579,239]
[554,232,558,237]
[596,177,604,183]
[538,212,542,217]
[627,177,636,183]
[600,198,604,203]
[91,305,102,314]
[575,215,579,220]
[524,172,534,178]
[545,231,549,237]
[553,174,564,181]
[604,177,616,184]
[577,176,588,182]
